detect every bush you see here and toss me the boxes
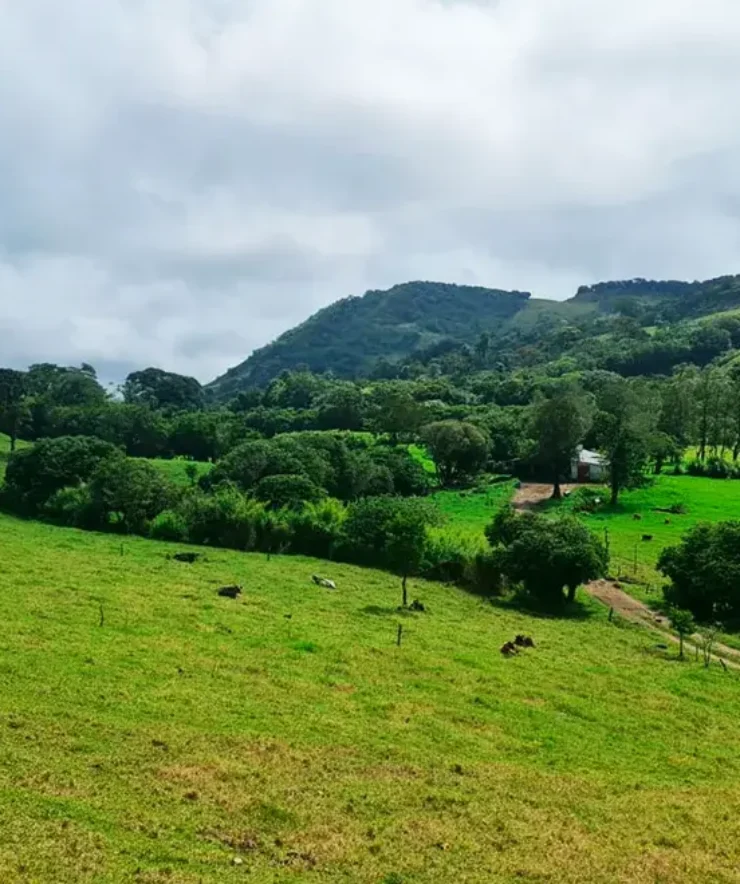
[149,510,189,542]
[178,486,265,551]
[88,457,176,534]
[487,507,608,606]
[254,474,326,509]
[43,485,98,529]
[659,521,740,623]
[286,498,346,559]
[3,435,121,513]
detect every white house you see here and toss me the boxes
[571,446,606,483]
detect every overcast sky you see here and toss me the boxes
[2,0,740,384]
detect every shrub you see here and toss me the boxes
[254,474,326,509]
[659,521,740,623]
[88,457,176,534]
[178,486,265,551]
[286,498,345,559]
[3,435,121,513]
[149,510,189,542]
[43,485,98,529]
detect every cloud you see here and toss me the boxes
[2,0,740,382]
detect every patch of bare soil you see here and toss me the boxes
[512,483,578,510]
[585,579,740,668]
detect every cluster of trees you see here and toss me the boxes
[0,434,498,599]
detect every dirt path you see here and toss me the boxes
[511,485,739,668]
[585,579,740,668]
[512,482,578,510]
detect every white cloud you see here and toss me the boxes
[1,0,740,381]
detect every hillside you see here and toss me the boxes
[208,282,533,398]
[208,274,740,397]
[2,512,740,883]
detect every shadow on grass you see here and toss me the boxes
[361,605,418,618]
[488,592,596,621]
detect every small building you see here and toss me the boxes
[571,446,606,483]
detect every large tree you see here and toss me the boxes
[343,496,437,606]
[123,368,205,412]
[486,507,608,606]
[594,379,657,505]
[421,420,489,487]
[532,387,592,499]
[0,368,28,451]
[659,522,740,623]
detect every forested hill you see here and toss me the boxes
[208,274,740,397]
[208,282,531,397]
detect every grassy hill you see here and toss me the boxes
[208,281,534,398]
[207,274,740,397]
[1,513,740,882]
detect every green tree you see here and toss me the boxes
[3,436,120,513]
[0,368,28,451]
[532,387,592,499]
[668,608,696,659]
[420,420,489,487]
[659,522,740,623]
[316,384,365,431]
[367,384,423,444]
[343,497,437,605]
[89,458,175,534]
[254,474,326,510]
[594,379,656,505]
[123,368,204,412]
[487,508,608,606]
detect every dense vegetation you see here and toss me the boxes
[5,272,740,622]
[208,273,740,397]
[6,276,740,880]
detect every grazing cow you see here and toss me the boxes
[514,634,535,648]
[312,575,337,589]
[174,552,200,563]
[217,585,242,599]
[642,534,654,542]
[632,514,642,521]
[500,641,519,657]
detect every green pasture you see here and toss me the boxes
[1,513,739,881]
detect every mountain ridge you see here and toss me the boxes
[208,273,740,397]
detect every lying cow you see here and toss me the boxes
[500,641,519,657]
[514,634,535,648]
[312,575,337,589]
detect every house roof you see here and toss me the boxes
[578,448,604,466]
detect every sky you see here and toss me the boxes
[2,0,740,384]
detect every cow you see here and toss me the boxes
[217,585,242,599]
[500,641,519,657]
[514,634,535,648]
[312,575,337,589]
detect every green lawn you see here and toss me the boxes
[147,458,213,486]
[550,476,740,586]
[1,514,740,882]
[431,482,516,542]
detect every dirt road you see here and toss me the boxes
[511,484,739,668]
[585,578,740,667]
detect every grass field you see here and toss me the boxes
[147,458,213,486]
[431,482,515,543]
[2,513,740,882]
